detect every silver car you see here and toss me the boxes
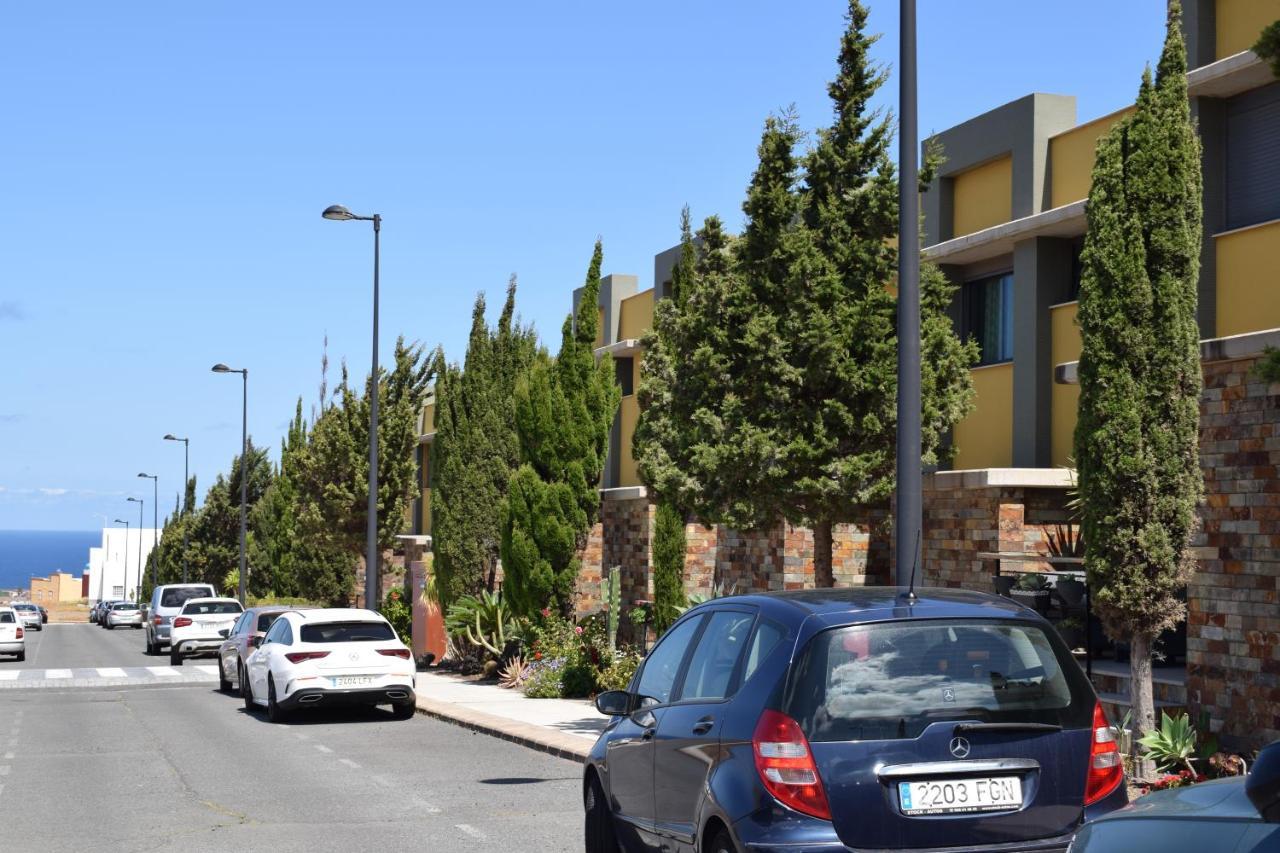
[105,602,143,630]
[144,584,215,655]
[11,603,42,632]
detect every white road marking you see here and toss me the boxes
[455,824,486,841]
[0,672,18,681]
[338,758,360,769]
[194,665,218,675]
[96,667,127,678]
[314,744,333,754]
[146,667,181,677]
[45,669,72,679]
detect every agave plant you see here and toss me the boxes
[444,590,519,657]
[1138,711,1199,775]
[498,655,531,689]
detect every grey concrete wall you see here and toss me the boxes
[572,273,637,346]
[1195,96,1225,338]
[1184,0,1218,70]
[1012,238,1074,467]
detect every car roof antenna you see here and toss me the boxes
[905,529,921,603]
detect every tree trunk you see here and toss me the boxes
[1129,631,1156,780]
[813,518,835,588]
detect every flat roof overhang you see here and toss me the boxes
[1187,51,1273,99]
[922,200,1086,268]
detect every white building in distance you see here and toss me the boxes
[87,527,160,604]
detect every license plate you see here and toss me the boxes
[898,777,1023,815]
[332,676,373,688]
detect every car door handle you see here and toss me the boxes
[692,716,715,735]
[641,727,656,741]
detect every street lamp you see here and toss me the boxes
[113,518,130,602]
[163,434,190,582]
[138,472,158,591]
[895,0,922,588]
[212,363,248,605]
[127,497,144,602]
[322,203,382,613]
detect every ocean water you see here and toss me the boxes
[0,529,98,591]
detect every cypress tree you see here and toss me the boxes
[502,241,621,617]
[650,500,687,632]
[1074,2,1202,743]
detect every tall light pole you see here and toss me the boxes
[895,0,922,588]
[322,204,382,613]
[127,497,144,601]
[212,364,248,604]
[163,435,190,582]
[113,518,130,601]
[138,472,158,591]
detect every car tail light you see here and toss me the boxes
[285,651,330,664]
[15,628,22,639]
[172,617,192,628]
[377,648,411,659]
[153,616,164,625]
[753,709,831,820]
[1085,702,1124,805]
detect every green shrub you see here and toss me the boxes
[382,588,412,646]
[523,657,566,698]
[1253,347,1280,383]
[1255,20,1280,77]
[596,651,643,692]
[1014,572,1050,591]
[560,659,599,698]
[652,501,687,632]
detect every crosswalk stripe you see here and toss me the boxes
[146,667,181,677]
[194,665,219,675]
[0,672,18,681]
[45,669,71,679]
[96,668,127,678]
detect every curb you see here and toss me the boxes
[413,695,591,763]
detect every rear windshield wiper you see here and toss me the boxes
[954,722,1062,734]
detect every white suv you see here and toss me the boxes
[169,597,243,665]
[0,607,25,661]
[242,608,415,722]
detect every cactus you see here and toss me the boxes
[603,566,621,653]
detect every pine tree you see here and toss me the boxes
[1074,2,1202,744]
[502,242,620,616]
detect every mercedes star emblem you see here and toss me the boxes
[949,736,971,759]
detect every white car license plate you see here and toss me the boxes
[332,676,374,688]
[898,777,1023,815]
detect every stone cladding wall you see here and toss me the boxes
[1188,354,1280,749]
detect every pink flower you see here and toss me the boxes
[574,626,584,635]
[541,608,551,617]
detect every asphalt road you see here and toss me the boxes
[0,625,582,852]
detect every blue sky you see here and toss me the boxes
[0,1,1166,531]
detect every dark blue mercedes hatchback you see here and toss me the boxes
[583,587,1127,853]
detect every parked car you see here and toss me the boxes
[168,597,243,665]
[144,583,215,655]
[0,606,25,661]
[104,602,144,630]
[1068,740,1280,852]
[11,602,42,632]
[39,606,47,624]
[584,587,1127,853]
[217,606,291,694]
[94,600,119,626]
[242,608,415,723]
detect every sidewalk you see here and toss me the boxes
[413,670,605,762]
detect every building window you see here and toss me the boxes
[1226,82,1280,231]
[964,272,1014,365]
[615,357,634,396]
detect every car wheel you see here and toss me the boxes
[242,668,256,711]
[583,773,619,853]
[267,676,289,723]
[106,623,114,630]
[391,701,415,721]
[15,651,24,662]
[170,648,183,667]
[706,830,738,853]
[218,661,232,693]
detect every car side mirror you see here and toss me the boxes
[594,690,632,717]
[1247,741,1280,823]
[218,629,230,639]
[249,636,263,648]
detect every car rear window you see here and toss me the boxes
[182,601,242,615]
[14,604,36,612]
[257,613,281,632]
[161,587,214,608]
[113,603,138,611]
[0,613,13,623]
[300,621,394,643]
[785,619,1094,742]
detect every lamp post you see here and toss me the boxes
[212,364,248,604]
[138,472,158,592]
[322,203,382,613]
[127,497,144,602]
[163,435,190,582]
[895,0,922,588]
[113,518,130,602]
